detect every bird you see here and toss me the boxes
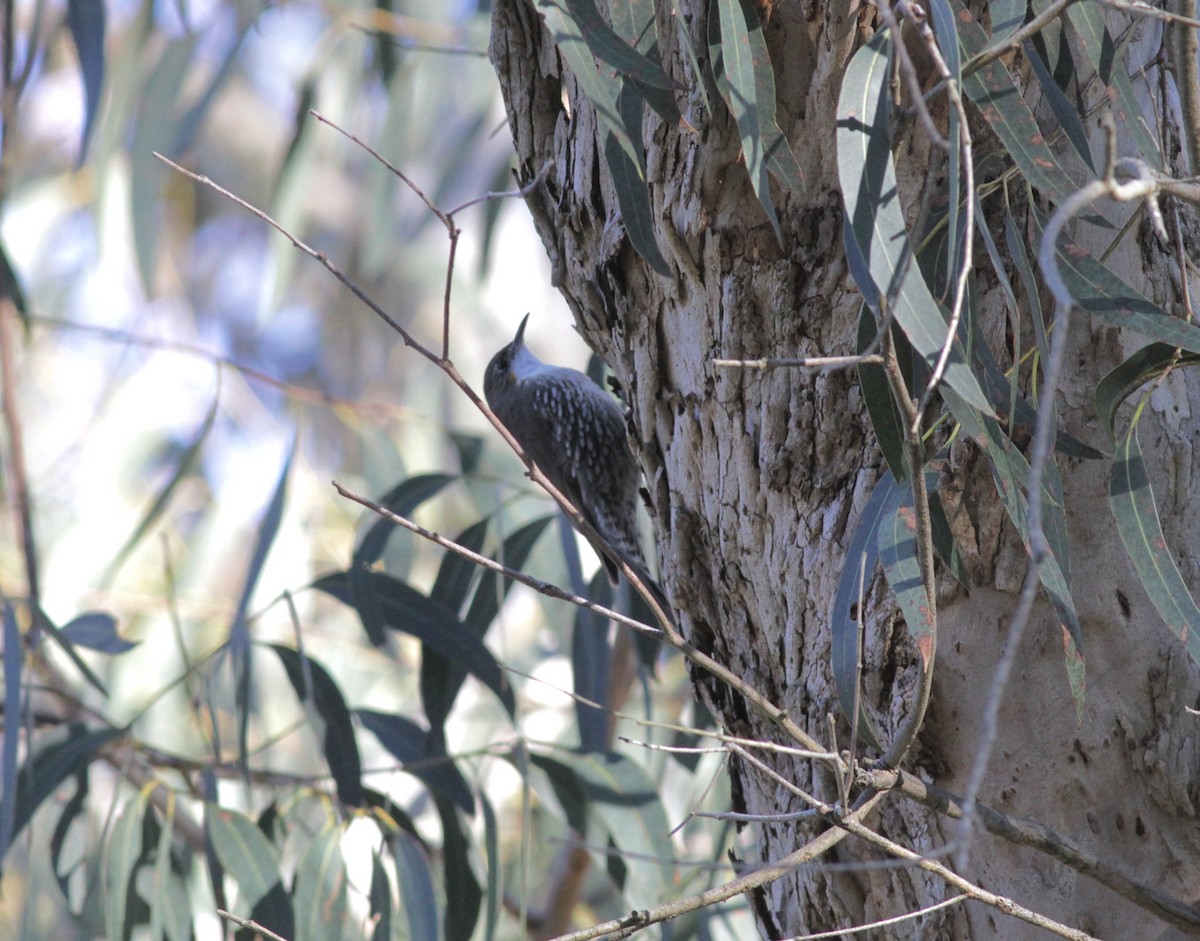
[484,314,656,592]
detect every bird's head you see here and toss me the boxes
[484,313,538,407]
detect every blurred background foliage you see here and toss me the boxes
[0,0,741,937]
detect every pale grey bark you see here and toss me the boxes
[489,0,1200,937]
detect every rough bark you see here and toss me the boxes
[489,0,1200,937]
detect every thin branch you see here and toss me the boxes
[545,792,888,941]
[217,909,291,941]
[788,894,966,939]
[333,483,661,638]
[0,299,38,612]
[712,354,884,370]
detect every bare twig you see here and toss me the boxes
[217,909,291,941]
[712,354,884,370]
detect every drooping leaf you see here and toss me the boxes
[535,0,643,171]
[435,797,481,941]
[351,473,456,648]
[952,0,1084,205]
[66,0,107,164]
[9,725,123,858]
[941,387,1086,714]
[1095,344,1200,449]
[102,378,219,587]
[130,37,197,292]
[830,473,901,751]
[1032,210,1200,354]
[317,570,516,717]
[229,437,296,777]
[857,306,906,480]
[367,852,393,941]
[48,773,90,901]
[424,520,492,750]
[106,786,153,941]
[528,753,589,835]
[479,791,500,941]
[148,798,180,941]
[608,0,682,124]
[0,603,21,861]
[393,832,440,941]
[570,751,673,909]
[573,569,614,754]
[929,0,964,297]
[709,0,780,238]
[60,612,136,654]
[464,515,556,634]
[558,0,676,89]
[877,503,935,670]
[356,710,474,814]
[430,519,490,615]
[1110,413,1200,667]
[355,473,457,568]
[292,826,347,941]
[269,645,363,807]
[1065,1,1161,165]
[206,805,293,938]
[1024,41,1095,173]
[984,0,1026,43]
[604,103,671,275]
[837,30,994,415]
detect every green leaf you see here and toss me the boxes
[831,474,909,752]
[103,387,218,587]
[608,0,682,124]
[857,306,906,479]
[0,603,21,860]
[293,826,347,941]
[877,502,935,670]
[356,710,474,813]
[528,753,589,834]
[604,114,671,275]
[66,0,106,164]
[571,751,673,909]
[536,0,643,172]
[1110,416,1200,666]
[9,725,123,859]
[463,515,555,633]
[573,570,614,754]
[105,787,152,941]
[207,805,293,938]
[1065,2,1161,165]
[952,0,1083,205]
[1095,344,1200,449]
[367,852,393,941]
[316,571,516,717]
[355,473,457,567]
[269,645,363,807]
[130,37,197,293]
[393,832,440,941]
[352,473,457,647]
[710,0,779,237]
[985,0,1026,43]
[230,437,296,777]
[431,519,490,614]
[478,791,500,941]
[1032,210,1200,353]
[1024,42,1095,173]
[148,800,178,941]
[60,612,136,654]
[436,797,481,941]
[837,30,994,415]
[559,0,676,89]
[941,386,1086,713]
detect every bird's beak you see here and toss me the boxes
[514,313,530,349]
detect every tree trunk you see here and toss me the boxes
[490,0,1200,937]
